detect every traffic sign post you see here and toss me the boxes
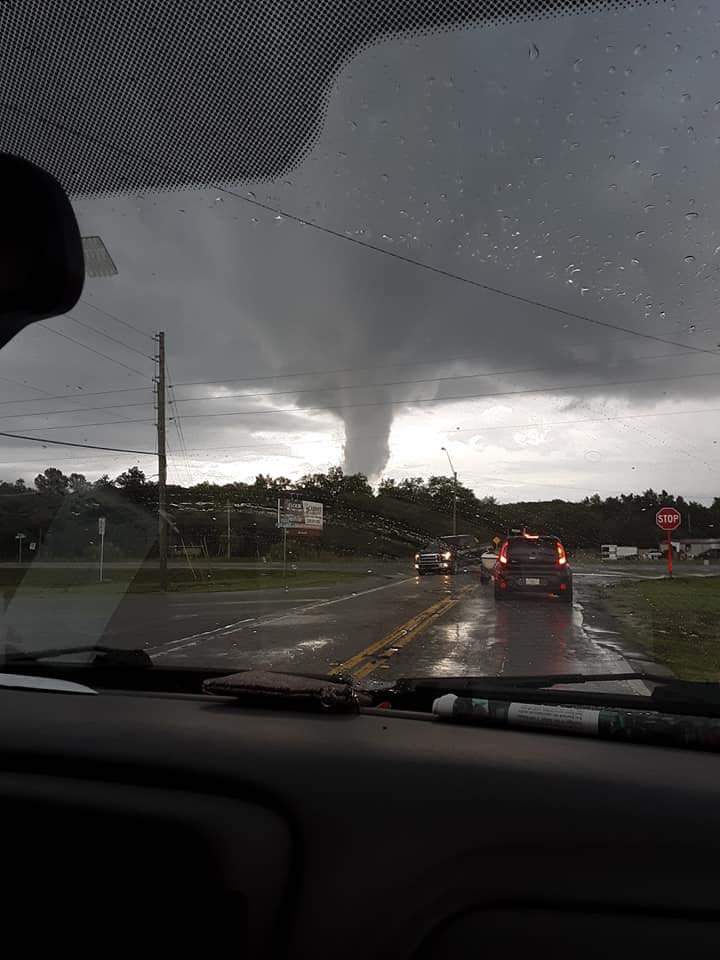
[15,532,26,564]
[656,507,681,578]
[98,517,106,583]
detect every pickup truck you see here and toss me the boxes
[414,542,458,575]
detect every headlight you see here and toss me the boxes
[442,551,452,560]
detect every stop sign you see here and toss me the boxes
[656,507,681,531]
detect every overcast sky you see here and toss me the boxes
[1,1,720,502]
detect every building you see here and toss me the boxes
[659,538,720,559]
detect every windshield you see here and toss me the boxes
[1,0,719,693]
[505,540,560,562]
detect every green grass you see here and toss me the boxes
[0,566,363,600]
[606,577,720,680]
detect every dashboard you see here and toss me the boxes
[1,685,719,956]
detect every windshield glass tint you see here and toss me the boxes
[1,0,718,689]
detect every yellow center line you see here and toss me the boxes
[330,584,476,681]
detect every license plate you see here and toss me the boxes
[524,578,541,586]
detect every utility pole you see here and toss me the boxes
[441,447,458,537]
[155,331,168,591]
[226,501,231,560]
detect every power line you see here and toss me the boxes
[0,452,150,466]
[67,314,154,360]
[80,299,154,342]
[0,373,64,398]
[10,418,155,432]
[3,363,718,430]
[6,352,715,424]
[0,385,151,408]
[0,400,156,423]
[169,402,720,455]
[171,348,701,390]
[169,369,720,423]
[214,182,720,359]
[37,324,150,377]
[165,360,720,410]
[166,357,194,486]
[0,430,155,455]
[8,91,717,363]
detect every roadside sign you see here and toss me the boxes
[656,507,681,577]
[98,517,106,536]
[492,536,501,548]
[277,499,323,536]
[14,533,26,540]
[656,507,681,531]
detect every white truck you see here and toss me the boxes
[601,544,639,561]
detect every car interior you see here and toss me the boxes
[1,0,719,954]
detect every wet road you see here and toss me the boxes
[1,565,676,688]
[143,571,646,686]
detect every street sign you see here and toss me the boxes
[277,499,323,535]
[14,533,26,540]
[656,507,681,577]
[98,517,107,582]
[656,507,681,531]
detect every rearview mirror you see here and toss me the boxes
[0,154,84,350]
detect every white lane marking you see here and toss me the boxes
[149,577,415,656]
[170,598,324,607]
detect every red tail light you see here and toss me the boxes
[557,542,567,566]
[499,541,509,565]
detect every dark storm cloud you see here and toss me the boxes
[1,1,718,481]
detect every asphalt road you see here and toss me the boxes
[1,564,666,690]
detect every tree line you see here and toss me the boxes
[1,464,717,560]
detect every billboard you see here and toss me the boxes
[277,499,323,535]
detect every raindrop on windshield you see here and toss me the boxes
[684,255,696,263]
[681,93,692,103]
[528,43,540,60]
[633,43,646,55]
[685,211,699,220]
[635,231,646,239]
[573,58,583,72]
[644,204,655,212]
[689,324,696,332]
